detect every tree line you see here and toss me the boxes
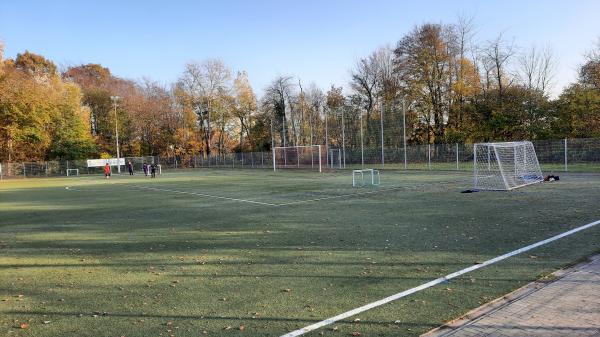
[1,19,599,162]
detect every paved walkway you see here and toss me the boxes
[424,255,600,337]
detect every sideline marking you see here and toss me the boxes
[280,219,600,337]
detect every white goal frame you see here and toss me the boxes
[66,169,79,177]
[474,141,543,191]
[352,169,380,187]
[273,145,323,172]
[329,148,342,169]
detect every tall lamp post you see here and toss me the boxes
[110,96,121,173]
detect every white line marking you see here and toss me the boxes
[280,219,600,337]
[128,185,404,207]
[274,186,404,206]
[130,185,279,206]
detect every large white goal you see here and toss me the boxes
[273,145,325,172]
[474,141,543,191]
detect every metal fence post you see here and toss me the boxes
[380,104,384,168]
[428,144,431,170]
[564,138,568,172]
[341,107,346,169]
[402,100,407,170]
[456,143,459,170]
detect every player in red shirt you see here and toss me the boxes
[104,163,111,179]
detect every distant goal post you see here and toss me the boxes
[66,169,79,177]
[272,145,325,172]
[474,141,543,191]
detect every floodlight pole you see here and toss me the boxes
[324,105,329,164]
[380,104,384,168]
[360,108,364,168]
[110,96,121,173]
[341,106,346,168]
[402,99,407,170]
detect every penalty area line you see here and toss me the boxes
[130,185,279,206]
[280,218,600,337]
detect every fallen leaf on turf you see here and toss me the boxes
[353,318,361,322]
[223,325,232,330]
[331,326,339,331]
[42,320,51,324]
[282,288,292,292]
[351,332,361,336]
[529,255,538,259]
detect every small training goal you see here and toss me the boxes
[273,145,325,172]
[474,141,543,191]
[353,168,380,187]
[66,169,79,177]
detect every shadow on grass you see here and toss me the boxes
[3,310,439,328]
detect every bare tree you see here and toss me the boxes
[263,76,294,147]
[351,47,394,144]
[306,83,325,145]
[483,33,516,99]
[519,45,556,95]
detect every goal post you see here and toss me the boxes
[66,169,79,177]
[352,168,380,187]
[474,141,543,191]
[272,145,325,172]
[329,148,342,169]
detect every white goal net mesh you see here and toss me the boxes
[474,141,543,191]
[273,145,325,172]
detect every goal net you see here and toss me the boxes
[66,169,79,177]
[474,141,543,191]
[329,148,342,169]
[273,145,325,172]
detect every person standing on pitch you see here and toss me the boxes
[150,164,156,178]
[104,163,111,179]
[143,163,148,176]
[127,161,134,175]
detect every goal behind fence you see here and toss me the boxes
[273,145,325,172]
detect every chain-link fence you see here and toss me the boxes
[0,156,158,179]
[1,139,599,179]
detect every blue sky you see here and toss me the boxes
[1,0,599,97]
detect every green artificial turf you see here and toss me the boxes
[1,169,599,337]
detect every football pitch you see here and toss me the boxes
[1,169,600,337]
